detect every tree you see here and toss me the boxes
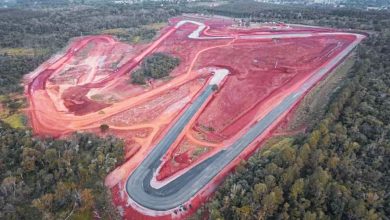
[131,53,180,84]
[290,178,304,200]
[131,69,146,84]
[44,148,57,169]
[253,183,267,201]
[100,124,109,133]
[80,189,94,211]
[21,147,40,172]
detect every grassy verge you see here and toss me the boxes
[0,94,27,128]
[285,54,356,131]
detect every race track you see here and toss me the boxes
[125,20,364,211]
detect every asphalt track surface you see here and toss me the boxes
[126,22,363,211]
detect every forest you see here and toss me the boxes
[0,121,125,219]
[131,52,180,84]
[194,1,390,219]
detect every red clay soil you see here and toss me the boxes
[24,15,363,219]
[157,137,212,181]
[192,36,355,142]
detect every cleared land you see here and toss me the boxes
[24,15,364,219]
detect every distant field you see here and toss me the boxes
[99,22,167,43]
[0,47,48,57]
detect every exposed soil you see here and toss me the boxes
[23,15,363,219]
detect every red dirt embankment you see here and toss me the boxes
[24,15,361,219]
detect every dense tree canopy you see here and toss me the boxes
[0,121,124,219]
[131,52,180,84]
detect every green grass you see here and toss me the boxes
[71,209,93,220]
[193,146,209,158]
[0,47,48,57]
[142,22,167,30]
[100,28,129,35]
[0,95,7,103]
[3,113,26,128]
[90,94,104,101]
[0,94,27,128]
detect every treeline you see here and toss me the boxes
[205,1,390,31]
[0,5,181,95]
[0,6,178,49]
[0,121,125,219]
[198,4,390,220]
[131,52,180,84]
[0,56,46,94]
